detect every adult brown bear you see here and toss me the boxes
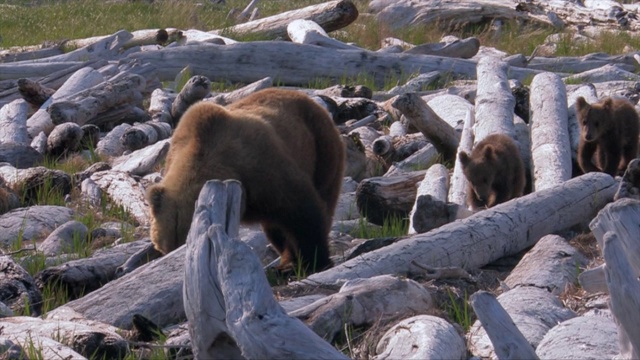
[147,88,345,273]
[575,96,640,177]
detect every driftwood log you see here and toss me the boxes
[184,180,348,359]
[0,99,30,146]
[287,19,358,50]
[147,88,175,123]
[408,163,452,234]
[448,109,474,206]
[302,172,617,286]
[208,77,272,106]
[17,78,55,109]
[474,56,516,142]
[171,75,211,124]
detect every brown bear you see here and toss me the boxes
[575,96,640,177]
[458,134,526,210]
[147,88,345,273]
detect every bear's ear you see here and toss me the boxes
[483,145,495,161]
[602,97,614,110]
[147,185,165,213]
[459,151,470,166]
[575,97,589,112]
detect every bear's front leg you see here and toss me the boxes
[578,140,600,174]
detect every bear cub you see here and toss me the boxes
[575,96,640,177]
[147,88,345,274]
[459,134,526,210]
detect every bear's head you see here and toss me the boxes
[459,147,498,206]
[576,96,613,142]
[147,184,189,254]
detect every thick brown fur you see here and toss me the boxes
[458,134,526,210]
[575,96,640,177]
[147,88,345,273]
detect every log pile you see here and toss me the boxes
[1,0,640,358]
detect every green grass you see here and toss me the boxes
[446,288,473,332]
[353,214,409,239]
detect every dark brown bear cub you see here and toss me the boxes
[459,134,526,210]
[575,96,640,177]
[147,88,345,273]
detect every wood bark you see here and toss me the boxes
[408,163,451,234]
[529,72,572,191]
[448,109,474,206]
[0,99,30,146]
[171,75,211,123]
[17,78,55,108]
[391,93,459,162]
[148,88,175,123]
[474,56,516,143]
[355,170,426,226]
[383,142,439,177]
[27,67,105,137]
[184,180,347,359]
[123,41,540,86]
[213,0,359,40]
[301,172,617,286]
[469,291,540,360]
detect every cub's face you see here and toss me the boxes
[576,97,610,142]
[459,150,496,207]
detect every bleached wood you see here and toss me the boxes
[90,170,149,226]
[564,64,640,84]
[179,29,237,45]
[120,122,159,151]
[287,19,358,50]
[579,264,608,294]
[392,93,459,162]
[0,61,87,80]
[590,198,640,269]
[27,67,105,137]
[47,73,146,127]
[184,180,347,359]
[16,78,55,108]
[528,53,638,74]
[448,109,474,206]
[0,320,87,360]
[0,44,64,63]
[474,56,516,142]
[0,100,30,145]
[300,172,616,286]
[566,84,598,163]
[96,123,131,158]
[405,37,480,59]
[171,75,211,123]
[46,122,83,156]
[408,163,450,234]
[212,0,359,40]
[374,315,466,360]
[208,77,272,106]
[529,72,572,191]
[384,143,439,177]
[469,291,540,360]
[148,88,176,123]
[111,139,170,177]
[615,158,640,201]
[123,29,173,49]
[290,275,433,341]
[124,42,539,85]
[603,230,640,360]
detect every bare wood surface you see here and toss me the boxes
[0,99,30,145]
[185,180,347,359]
[90,170,149,226]
[408,163,451,234]
[405,36,480,59]
[148,88,175,123]
[615,158,640,201]
[46,122,83,157]
[529,72,572,191]
[96,123,131,158]
[474,56,516,142]
[564,64,640,84]
[578,264,608,294]
[449,109,474,206]
[171,75,211,123]
[208,77,272,106]
[111,139,170,177]
[469,291,540,360]
[383,143,439,177]
[301,172,617,286]
[27,67,105,137]
[213,0,359,40]
[287,19,358,50]
[21,30,132,64]
[120,122,160,151]
[0,44,64,63]
[392,93,459,162]
[0,61,88,81]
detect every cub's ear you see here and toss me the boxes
[602,97,614,110]
[458,151,470,167]
[482,145,495,161]
[575,97,589,112]
[147,185,165,213]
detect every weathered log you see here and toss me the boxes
[171,75,211,124]
[111,139,170,177]
[148,88,176,123]
[356,170,426,226]
[46,122,83,157]
[0,143,43,168]
[17,78,55,109]
[301,172,616,286]
[474,56,516,142]
[123,41,540,86]
[27,67,105,137]
[615,158,640,201]
[408,163,451,234]
[214,0,359,40]
[374,315,467,360]
[0,99,30,146]
[22,30,132,64]
[123,28,174,49]
[88,104,149,130]
[564,64,640,84]
[387,71,441,96]
[0,205,74,246]
[405,36,480,59]
[37,220,88,257]
[96,123,131,158]
[529,72,572,191]
[208,77,272,106]
[392,93,459,162]
[383,142,439,176]
[578,264,608,294]
[470,291,540,360]
[287,19,358,50]
[90,170,149,226]
[120,122,159,151]
[449,109,474,206]
[290,275,433,341]
[48,73,146,127]
[0,257,43,316]
[372,133,428,163]
[0,43,64,63]
[185,180,347,359]
[0,61,88,81]
[528,53,638,74]
[590,198,640,270]
[0,165,71,206]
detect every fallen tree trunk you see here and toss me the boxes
[21,30,132,64]
[184,180,348,359]
[208,76,272,105]
[529,72,572,191]
[17,78,55,109]
[287,19,358,50]
[123,41,540,86]
[0,100,30,146]
[171,75,211,124]
[408,163,451,234]
[300,172,617,286]
[213,0,359,40]
[474,56,516,142]
[448,109,474,206]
